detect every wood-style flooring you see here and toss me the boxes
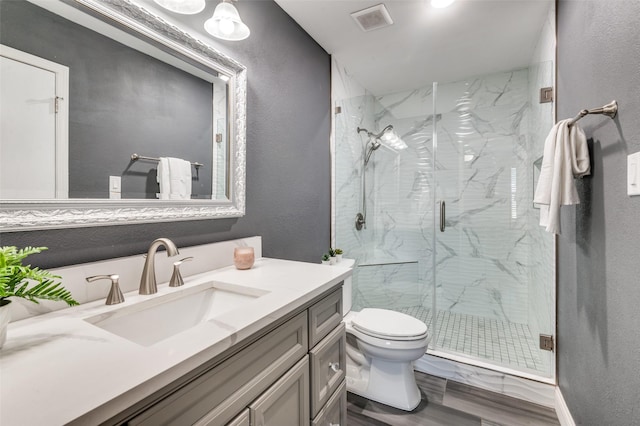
[346,371,560,426]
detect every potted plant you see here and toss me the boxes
[328,248,337,265]
[0,246,79,349]
[334,248,343,262]
[321,253,331,265]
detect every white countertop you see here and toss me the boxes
[0,258,352,426]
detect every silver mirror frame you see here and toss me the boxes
[0,0,246,232]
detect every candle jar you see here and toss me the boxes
[234,247,255,270]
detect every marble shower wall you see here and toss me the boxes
[333,58,426,312]
[334,61,554,329]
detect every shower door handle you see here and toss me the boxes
[440,200,446,232]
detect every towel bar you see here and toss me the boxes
[131,153,203,168]
[568,100,618,127]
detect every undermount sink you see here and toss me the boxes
[84,282,268,346]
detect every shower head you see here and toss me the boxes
[358,125,407,165]
[358,125,407,151]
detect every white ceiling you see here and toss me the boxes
[273,0,553,95]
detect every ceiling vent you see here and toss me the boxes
[351,4,394,32]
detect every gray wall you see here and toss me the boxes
[1,0,215,199]
[0,0,331,267]
[557,1,640,424]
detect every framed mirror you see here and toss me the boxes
[0,0,246,231]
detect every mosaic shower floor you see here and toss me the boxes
[397,306,548,374]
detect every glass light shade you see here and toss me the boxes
[204,1,250,41]
[153,0,205,15]
[431,0,455,8]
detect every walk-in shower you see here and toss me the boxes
[334,62,555,380]
[355,125,406,230]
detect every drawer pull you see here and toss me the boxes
[329,362,340,373]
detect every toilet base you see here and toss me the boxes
[346,357,421,411]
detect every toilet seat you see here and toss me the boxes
[350,308,429,341]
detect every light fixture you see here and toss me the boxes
[431,0,455,8]
[153,0,205,15]
[204,0,250,41]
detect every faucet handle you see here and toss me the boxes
[169,257,193,288]
[86,274,125,305]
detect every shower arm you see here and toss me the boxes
[357,125,394,140]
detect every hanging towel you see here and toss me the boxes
[157,157,192,200]
[533,119,590,234]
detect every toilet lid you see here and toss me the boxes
[351,308,428,340]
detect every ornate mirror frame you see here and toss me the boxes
[0,0,246,232]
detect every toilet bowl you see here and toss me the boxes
[340,260,430,411]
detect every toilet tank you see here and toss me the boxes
[340,258,355,315]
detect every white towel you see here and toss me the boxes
[157,157,192,200]
[533,119,590,234]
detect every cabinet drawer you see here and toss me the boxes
[129,311,308,426]
[308,287,342,348]
[226,409,249,426]
[311,380,346,426]
[309,323,346,418]
[249,356,309,426]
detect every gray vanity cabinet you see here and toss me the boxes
[123,286,346,426]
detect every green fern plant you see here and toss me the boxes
[0,246,78,307]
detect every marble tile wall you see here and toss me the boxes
[333,58,430,313]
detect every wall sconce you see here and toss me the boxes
[204,0,251,41]
[153,0,205,15]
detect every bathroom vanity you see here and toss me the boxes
[0,246,350,426]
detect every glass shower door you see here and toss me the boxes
[431,71,555,379]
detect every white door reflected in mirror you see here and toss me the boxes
[0,45,69,199]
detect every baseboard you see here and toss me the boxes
[555,387,576,426]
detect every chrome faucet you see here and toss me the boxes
[139,238,179,295]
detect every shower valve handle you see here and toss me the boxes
[355,212,366,231]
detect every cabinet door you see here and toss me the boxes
[308,288,342,348]
[249,356,309,426]
[226,409,250,426]
[310,323,345,418]
[311,381,346,426]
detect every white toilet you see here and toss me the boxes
[341,259,430,411]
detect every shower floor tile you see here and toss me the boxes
[397,306,548,374]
